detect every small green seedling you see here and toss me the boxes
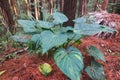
[38,63,52,76]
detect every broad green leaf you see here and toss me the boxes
[0,70,6,76]
[18,20,36,32]
[51,25,61,33]
[72,34,84,41]
[60,26,83,40]
[60,26,74,33]
[67,32,83,40]
[74,23,102,35]
[100,25,117,33]
[85,60,106,80]
[40,30,68,53]
[54,46,84,80]
[30,34,41,43]
[66,31,75,40]
[53,12,68,24]
[65,31,83,41]
[60,26,75,40]
[30,34,41,48]
[73,17,87,23]
[74,23,115,36]
[12,33,31,43]
[60,26,78,40]
[38,21,54,29]
[87,46,106,62]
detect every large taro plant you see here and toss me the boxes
[12,11,116,80]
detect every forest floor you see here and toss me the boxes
[0,34,120,80]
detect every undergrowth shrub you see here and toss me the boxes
[12,11,116,80]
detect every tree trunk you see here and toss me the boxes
[78,0,82,17]
[25,0,30,16]
[101,0,108,10]
[60,0,64,12]
[10,0,19,17]
[82,0,86,15]
[55,0,59,10]
[48,0,53,15]
[63,0,77,26]
[34,0,38,20]
[39,0,43,20]
[30,0,36,19]
[0,0,15,33]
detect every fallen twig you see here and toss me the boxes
[0,47,28,63]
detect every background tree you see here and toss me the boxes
[30,0,38,20]
[63,0,77,26]
[78,0,83,17]
[102,0,109,10]
[0,0,15,33]
[25,0,30,16]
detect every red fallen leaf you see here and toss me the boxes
[12,76,19,80]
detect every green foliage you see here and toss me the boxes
[12,33,31,43]
[30,34,41,43]
[73,17,87,23]
[73,17,116,36]
[37,21,54,29]
[87,46,106,62]
[12,11,115,80]
[53,11,68,24]
[54,46,84,80]
[40,30,68,54]
[18,20,37,33]
[85,60,106,80]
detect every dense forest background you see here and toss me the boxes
[0,0,120,34]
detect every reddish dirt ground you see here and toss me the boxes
[0,34,120,80]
